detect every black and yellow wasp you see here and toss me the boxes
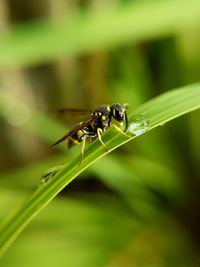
[52,103,129,160]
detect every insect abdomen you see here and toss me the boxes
[67,130,85,148]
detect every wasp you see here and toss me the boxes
[52,103,129,161]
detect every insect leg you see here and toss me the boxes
[110,124,131,138]
[97,128,108,151]
[78,135,86,166]
[81,135,86,161]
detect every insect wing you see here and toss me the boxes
[55,108,92,118]
[52,116,97,147]
[76,116,97,129]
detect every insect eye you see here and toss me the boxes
[114,109,123,120]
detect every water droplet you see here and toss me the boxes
[127,114,150,136]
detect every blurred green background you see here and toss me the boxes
[0,0,200,266]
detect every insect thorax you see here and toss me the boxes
[91,105,111,132]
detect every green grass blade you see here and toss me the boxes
[0,0,200,67]
[0,83,200,257]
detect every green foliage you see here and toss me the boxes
[0,0,200,67]
[0,84,200,257]
[1,0,200,266]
